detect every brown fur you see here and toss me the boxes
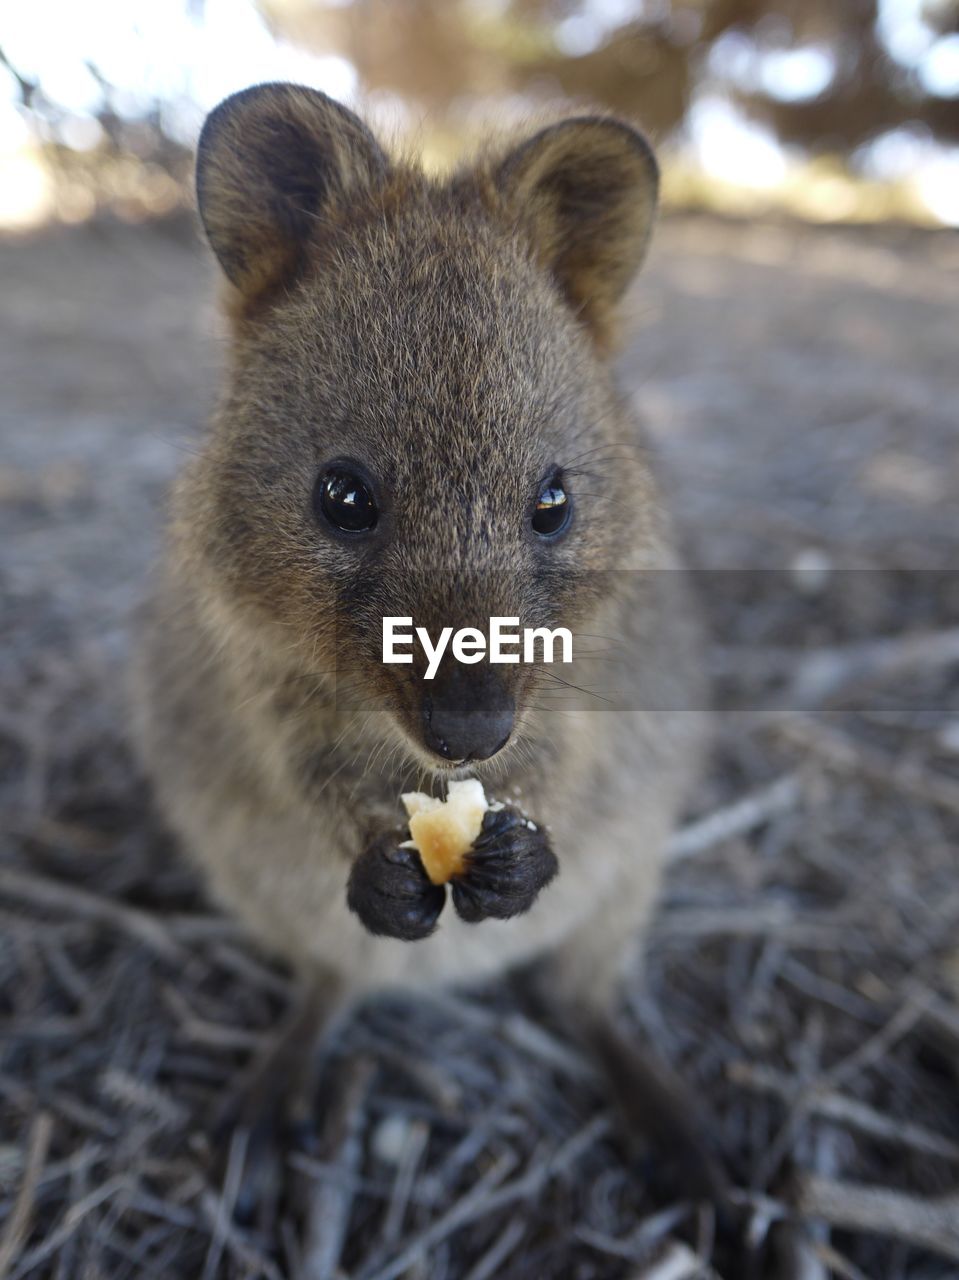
[133,83,707,1025]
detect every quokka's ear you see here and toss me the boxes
[196,83,389,297]
[496,118,658,348]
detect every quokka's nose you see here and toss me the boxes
[422,670,514,762]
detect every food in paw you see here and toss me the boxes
[400,778,498,885]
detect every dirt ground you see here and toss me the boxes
[1,213,958,1278]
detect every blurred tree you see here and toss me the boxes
[1,0,957,223]
[265,0,959,147]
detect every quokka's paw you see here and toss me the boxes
[347,834,446,941]
[450,806,558,924]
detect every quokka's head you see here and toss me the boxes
[182,82,663,773]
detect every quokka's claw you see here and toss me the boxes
[451,806,558,923]
[347,837,446,940]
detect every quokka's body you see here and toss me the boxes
[133,83,708,1020]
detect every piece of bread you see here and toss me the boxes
[400,779,493,885]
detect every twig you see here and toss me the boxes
[727,1060,959,1162]
[99,1068,188,1130]
[0,1074,118,1139]
[0,867,183,962]
[209,942,293,999]
[652,903,843,945]
[379,1119,430,1250]
[500,1012,596,1081]
[0,1111,53,1278]
[200,1128,248,1280]
[771,1223,829,1280]
[198,1186,285,1280]
[636,1241,720,1280]
[298,1056,376,1280]
[162,984,266,1053]
[788,626,959,707]
[0,45,37,107]
[350,1029,462,1112]
[577,1204,695,1262]
[361,1116,611,1280]
[667,773,803,861]
[773,716,959,817]
[461,1215,526,1280]
[166,914,246,944]
[419,990,594,1080]
[811,1241,872,1280]
[912,986,959,1048]
[798,1175,959,1262]
[7,1174,130,1280]
[822,999,923,1091]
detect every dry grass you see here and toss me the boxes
[3,532,959,1280]
[1,215,958,1278]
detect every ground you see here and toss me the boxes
[1,212,958,1278]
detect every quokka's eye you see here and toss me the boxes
[531,473,571,538]
[314,465,378,534]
